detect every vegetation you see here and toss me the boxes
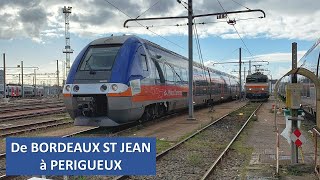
[187,153,202,166]
[156,139,173,153]
[230,120,254,178]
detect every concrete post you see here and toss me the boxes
[187,0,195,120]
[291,42,298,163]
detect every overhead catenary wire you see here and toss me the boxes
[135,0,164,19]
[103,0,185,50]
[193,18,215,82]
[216,0,259,62]
[177,0,189,11]
[125,17,263,29]
[231,0,251,10]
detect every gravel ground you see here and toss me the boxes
[0,114,71,153]
[209,149,248,179]
[1,100,247,180]
[0,157,5,177]
[116,101,247,142]
[0,106,65,119]
[208,98,318,180]
[128,103,259,180]
[0,113,69,128]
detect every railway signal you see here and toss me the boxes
[290,129,306,147]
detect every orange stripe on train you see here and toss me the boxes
[108,85,188,102]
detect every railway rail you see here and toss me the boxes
[0,100,63,109]
[0,127,100,179]
[114,102,262,180]
[0,103,64,114]
[201,103,262,179]
[0,118,73,138]
[0,101,253,179]
[0,107,66,123]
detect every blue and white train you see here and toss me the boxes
[63,35,240,126]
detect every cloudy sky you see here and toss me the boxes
[0,0,319,85]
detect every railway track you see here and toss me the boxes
[0,101,252,179]
[0,118,73,138]
[0,103,64,114]
[114,102,262,180]
[0,127,100,179]
[0,100,63,109]
[0,107,66,123]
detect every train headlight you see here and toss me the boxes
[65,85,71,92]
[73,85,80,92]
[249,88,252,90]
[111,84,118,91]
[100,84,108,92]
[261,88,265,90]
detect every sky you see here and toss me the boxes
[0,0,319,85]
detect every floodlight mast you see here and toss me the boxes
[124,2,265,120]
[63,6,73,84]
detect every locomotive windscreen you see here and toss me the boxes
[246,77,268,83]
[79,46,121,71]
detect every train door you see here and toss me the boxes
[16,87,19,97]
[11,87,14,97]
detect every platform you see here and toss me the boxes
[245,96,316,179]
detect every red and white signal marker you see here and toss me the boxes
[290,129,306,147]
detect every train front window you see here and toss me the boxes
[80,46,121,71]
[258,78,267,82]
[246,78,256,83]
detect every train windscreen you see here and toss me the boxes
[79,46,121,71]
[246,77,268,83]
[246,78,256,83]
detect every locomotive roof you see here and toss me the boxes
[90,35,237,79]
[246,72,268,79]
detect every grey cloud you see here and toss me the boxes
[0,0,40,8]
[194,0,242,14]
[72,9,115,25]
[90,0,142,17]
[71,0,143,26]
[251,0,320,14]
[142,0,176,16]
[19,7,48,37]
[0,0,319,41]
[0,13,20,39]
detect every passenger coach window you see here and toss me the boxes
[141,54,148,71]
[79,46,121,71]
[165,64,175,84]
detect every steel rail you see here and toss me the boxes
[0,120,73,138]
[0,118,67,131]
[0,108,66,123]
[113,102,249,180]
[0,126,100,179]
[200,103,262,179]
[0,101,63,109]
[62,127,100,138]
[0,103,64,113]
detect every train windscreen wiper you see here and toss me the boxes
[84,55,96,75]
